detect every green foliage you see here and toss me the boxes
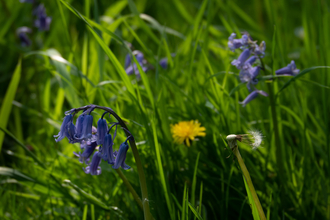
[0,0,329,219]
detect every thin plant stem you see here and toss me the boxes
[68,105,152,220]
[232,146,266,220]
[116,169,143,209]
[259,58,286,183]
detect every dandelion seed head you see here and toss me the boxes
[248,130,263,150]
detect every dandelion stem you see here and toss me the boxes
[232,146,266,220]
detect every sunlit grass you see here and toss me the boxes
[0,0,329,219]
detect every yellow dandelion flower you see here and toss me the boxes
[170,120,206,147]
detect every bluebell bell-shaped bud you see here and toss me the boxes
[74,141,97,164]
[65,122,76,143]
[16,27,32,47]
[84,152,102,175]
[75,114,85,139]
[239,91,259,107]
[239,90,268,107]
[231,49,251,69]
[97,119,108,145]
[275,61,299,76]
[81,115,93,140]
[112,141,130,170]
[34,4,52,31]
[228,33,249,51]
[104,134,115,164]
[159,57,168,69]
[54,115,73,142]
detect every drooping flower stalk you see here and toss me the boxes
[226,134,266,220]
[56,104,152,220]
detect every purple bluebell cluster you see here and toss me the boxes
[34,4,52,31]
[125,51,148,77]
[54,106,132,175]
[124,50,173,76]
[17,2,52,47]
[229,33,268,106]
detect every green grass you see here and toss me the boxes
[0,0,329,219]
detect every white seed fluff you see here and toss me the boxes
[248,130,263,150]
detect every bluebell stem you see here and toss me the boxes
[16,27,32,47]
[275,60,300,76]
[231,49,251,69]
[228,33,249,52]
[239,90,268,107]
[54,115,73,142]
[97,117,108,145]
[84,152,102,175]
[113,137,131,170]
[34,4,52,31]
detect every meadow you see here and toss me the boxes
[0,0,329,219]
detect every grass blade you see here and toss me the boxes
[0,59,21,153]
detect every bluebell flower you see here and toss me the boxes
[100,134,115,165]
[84,152,102,175]
[240,65,261,91]
[65,121,76,143]
[228,33,249,52]
[112,139,131,170]
[125,51,148,77]
[16,27,32,47]
[74,114,85,139]
[239,90,268,107]
[80,115,93,140]
[124,53,131,69]
[34,4,52,31]
[245,56,257,67]
[54,115,73,142]
[97,118,108,145]
[254,41,266,58]
[275,61,299,76]
[74,141,97,164]
[159,57,168,69]
[231,49,251,69]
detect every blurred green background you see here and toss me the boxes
[0,0,329,219]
